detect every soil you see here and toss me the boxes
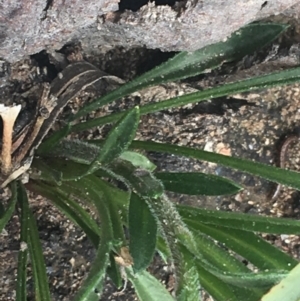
[2,23,300,301]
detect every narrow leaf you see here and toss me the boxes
[156,236,171,263]
[177,244,201,301]
[109,159,164,199]
[177,228,287,290]
[156,172,241,196]
[91,177,126,244]
[195,262,263,301]
[131,140,300,193]
[126,268,175,301]
[142,195,198,297]
[31,158,62,184]
[207,268,287,289]
[177,204,300,234]
[88,106,140,172]
[73,177,115,301]
[106,252,123,289]
[188,229,269,299]
[85,179,131,222]
[120,151,157,171]
[37,123,71,154]
[187,223,297,271]
[33,158,96,182]
[41,138,157,173]
[73,237,112,301]
[113,159,200,297]
[28,180,125,291]
[70,66,300,132]
[129,193,157,272]
[41,139,101,163]
[192,231,249,273]
[71,23,287,120]
[20,183,51,301]
[27,181,100,247]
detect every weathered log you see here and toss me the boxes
[0,0,299,63]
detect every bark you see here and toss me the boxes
[0,0,300,63]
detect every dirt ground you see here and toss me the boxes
[2,21,300,300]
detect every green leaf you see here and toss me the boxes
[73,237,113,301]
[193,237,267,300]
[27,181,100,247]
[177,244,201,301]
[192,231,249,273]
[37,123,71,155]
[156,235,171,263]
[115,160,197,297]
[261,263,300,301]
[27,179,127,292]
[126,268,175,301]
[129,193,157,272]
[143,195,198,297]
[181,230,266,299]
[72,177,115,301]
[88,179,131,222]
[71,23,286,121]
[0,181,17,234]
[29,179,113,301]
[109,159,165,199]
[195,262,263,301]
[19,183,51,301]
[16,182,29,301]
[41,139,101,164]
[187,223,297,271]
[196,264,238,301]
[177,204,300,234]
[47,138,157,172]
[70,66,300,132]
[61,171,131,220]
[198,266,287,292]
[33,156,117,183]
[33,158,96,182]
[88,106,140,172]
[155,172,241,196]
[131,140,300,193]
[106,252,123,289]
[46,108,140,180]
[90,177,126,244]
[175,225,287,290]
[31,158,62,184]
[120,151,157,172]
[209,268,287,289]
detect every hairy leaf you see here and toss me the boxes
[72,177,115,301]
[156,172,241,196]
[70,66,300,132]
[131,140,300,193]
[126,268,175,301]
[178,204,300,234]
[88,106,140,172]
[187,223,297,271]
[71,23,287,120]
[129,193,157,272]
